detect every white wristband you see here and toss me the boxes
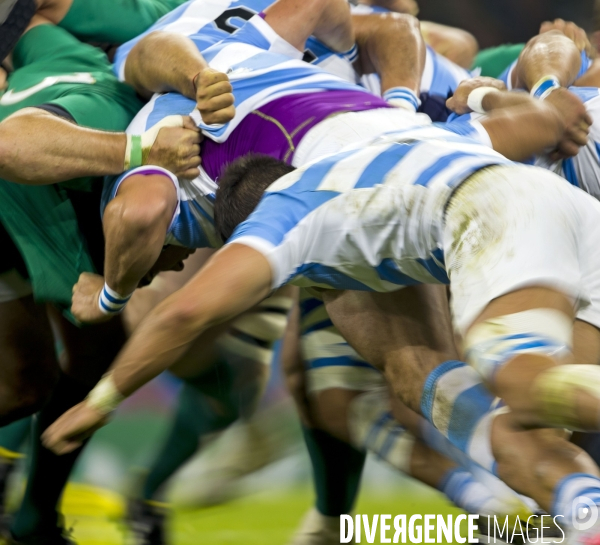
[467,87,501,114]
[98,283,132,315]
[86,374,125,416]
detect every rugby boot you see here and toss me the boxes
[288,508,349,545]
[127,498,168,545]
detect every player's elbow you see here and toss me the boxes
[104,190,173,242]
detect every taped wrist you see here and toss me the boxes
[98,283,132,315]
[530,75,560,100]
[123,115,185,171]
[86,374,125,416]
[466,86,501,114]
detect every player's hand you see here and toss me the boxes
[42,402,108,455]
[545,87,592,159]
[147,116,202,180]
[194,68,235,125]
[446,77,507,115]
[540,19,596,58]
[71,272,112,324]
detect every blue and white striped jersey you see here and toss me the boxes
[451,87,600,200]
[113,0,358,83]
[229,124,511,291]
[191,16,360,142]
[113,0,471,99]
[124,15,360,143]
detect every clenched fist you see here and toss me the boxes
[194,68,236,125]
[71,272,110,324]
[146,115,202,180]
[42,402,108,455]
[446,77,507,115]
[545,87,592,160]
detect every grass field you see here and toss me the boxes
[59,483,465,545]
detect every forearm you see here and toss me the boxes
[124,31,208,99]
[111,295,202,396]
[311,0,354,53]
[264,0,354,54]
[0,108,125,185]
[514,31,581,91]
[353,13,424,94]
[109,244,273,396]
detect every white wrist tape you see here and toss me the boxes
[123,115,185,171]
[86,374,125,416]
[98,283,132,315]
[467,86,501,114]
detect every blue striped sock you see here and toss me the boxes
[552,473,600,529]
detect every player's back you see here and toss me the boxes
[232,125,511,292]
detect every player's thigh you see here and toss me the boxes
[0,294,59,421]
[322,285,458,414]
[49,305,127,385]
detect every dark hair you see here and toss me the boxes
[214,154,295,241]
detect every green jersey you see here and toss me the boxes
[0,24,142,310]
[59,0,188,44]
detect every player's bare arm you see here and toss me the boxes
[71,173,180,324]
[352,12,425,94]
[0,110,202,185]
[513,30,582,90]
[43,243,273,454]
[263,0,354,54]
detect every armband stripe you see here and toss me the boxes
[531,76,560,100]
[342,43,359,63]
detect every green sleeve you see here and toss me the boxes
[472,44,525,79]
[59,0,189,44]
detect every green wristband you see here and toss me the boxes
[129,135,143,168]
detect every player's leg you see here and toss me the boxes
[322,283,600,525]
[8,311,126,544]
[0,231,59,423]
[129,291,292,543]
[445,165,600,538]
[286,294,367,545]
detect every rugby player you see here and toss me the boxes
[0,3,201,542]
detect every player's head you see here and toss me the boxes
[214,154,295,242]
[0,0,36,61]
